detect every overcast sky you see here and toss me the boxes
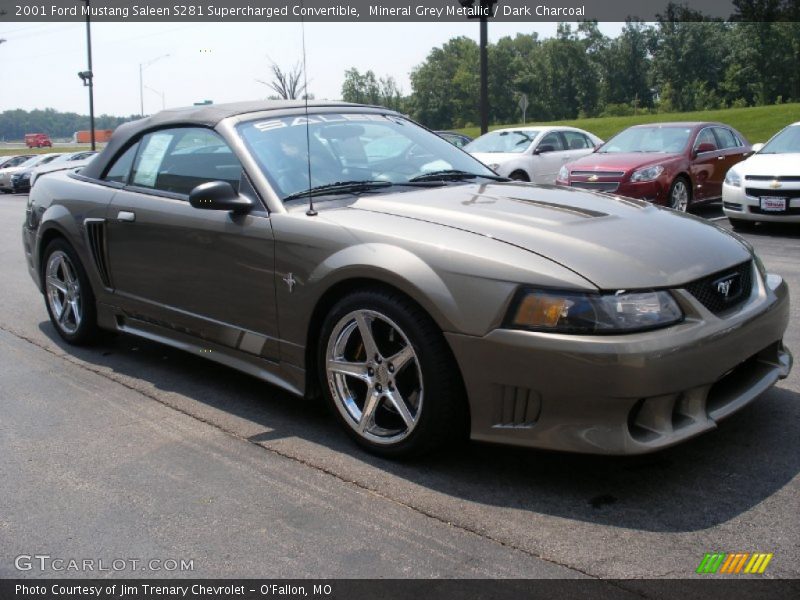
[0,21,623,116]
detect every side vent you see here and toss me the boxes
[491,384,541,428]
[84,219,112,289]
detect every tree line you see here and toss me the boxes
[342,3,800,130]
[0,108,137,141]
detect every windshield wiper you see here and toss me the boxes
[283,180,392,201]
[409,169,509,182]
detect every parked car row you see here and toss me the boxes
[0,151,97,194]
[465,119,798,229]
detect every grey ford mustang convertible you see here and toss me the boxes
[23,101,792,457]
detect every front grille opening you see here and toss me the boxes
[628,389,707,443]
[627,399,660,442]
[684,261,753,315]
[706,343,780,416]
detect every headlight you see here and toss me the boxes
[506,288,683,334]
[630,165,664,182]
[724,170,741,187]
[558,165,570,181]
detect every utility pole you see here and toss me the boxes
[460,0,497,135]
[81,0,96,150]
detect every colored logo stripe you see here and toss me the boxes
[697,553,726,573]
[744,553,774,574]
[697,553,773,574]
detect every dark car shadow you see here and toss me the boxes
[738,222,800,239]
[38,321,800,534]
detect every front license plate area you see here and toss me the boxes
[760,197,786,212]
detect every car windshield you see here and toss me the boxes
[760,125,800,154]
[598,126,691,154]
[464,130,537,153]
[238,113,496,201]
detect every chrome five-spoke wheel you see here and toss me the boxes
[326,309,423,445]
[42,239,98,345]
[669,178,690,212]
[319,289,466,457]
[46,250,82,335]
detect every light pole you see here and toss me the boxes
[145,85,166,110]
[81,0,96,150]
[139,53,170,116]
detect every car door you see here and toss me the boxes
[103,127,280,361]
[690,127,727,200]
[713,126,750,181]
[530,131,568,183]
[560,130,596,163]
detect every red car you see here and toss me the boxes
[25,133,52,148]
[556,122,752,211]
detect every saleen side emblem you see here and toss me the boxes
[770,180,781,188]
[283,273,297,292]
[588,174,599,181]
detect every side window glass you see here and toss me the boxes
[538,132,565,152]
[563,131,591,150]
[103,143,139,184]
[714,127,739,150]
[131,128,242,196]
[694,128,717,151]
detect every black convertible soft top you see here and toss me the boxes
[80,100,367,180]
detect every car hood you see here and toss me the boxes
[470,152,526,165]
[567,152,679,173]
[735,153,800,176]
[349,183,750,289]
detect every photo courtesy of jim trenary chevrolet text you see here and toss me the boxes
[0,0,799,599]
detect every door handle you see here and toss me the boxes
[117,211,136,222]
[717,156,725,160]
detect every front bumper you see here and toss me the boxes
[447,270,792,454]
[722,182,800,223]
[558,178,669,205]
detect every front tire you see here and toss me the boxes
[729,217,756,231]
[509,170,529,182]
[668,177,691,212]
[318,288,467,458]
[42,239,99,345]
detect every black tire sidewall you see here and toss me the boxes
[317,289,465,458]
[510,171,529,182]
[42,239,99,345]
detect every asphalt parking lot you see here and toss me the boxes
[0,193,798,584]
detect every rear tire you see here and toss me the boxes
[318,288,467,458]
[42,239,99,345]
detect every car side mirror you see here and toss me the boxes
[751,142,764,153]
[189,181,253,213]
[693,142,717,157]
[534,144,556,155]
